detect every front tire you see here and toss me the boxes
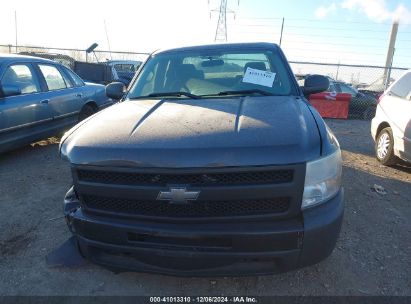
[78,104,96,122]
[375,127,397,166]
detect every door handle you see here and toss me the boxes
[76,93,83,98]
[40,99,50,104]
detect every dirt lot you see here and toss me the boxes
[0,119,410,296]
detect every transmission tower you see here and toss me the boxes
[210,0,238,42]
[215,0,228,42]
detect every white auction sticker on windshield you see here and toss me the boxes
[242,67,276,87]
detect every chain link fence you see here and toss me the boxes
[290,61,408,119]
[0,44,149,63]
[0,44,150,86]
[1,44,409,119]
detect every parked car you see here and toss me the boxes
[0,54,113,153]
[358,75,395,101]
[329,80,377,119]
[371,70,411,165]
[297,75,377,119]
[75,60,142,86]
[60,42,343,276]
[72,61,116,85]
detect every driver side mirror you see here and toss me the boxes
[302,75,329,97]
[0,84,22,98]
[106,82,125,100]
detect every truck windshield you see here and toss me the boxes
[128,49,296,98]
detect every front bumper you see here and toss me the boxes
[64,189,344,276]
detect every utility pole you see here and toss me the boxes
[104,20,113,60]
[336,61,340,81]
[14,11,18,53]
[383,21,399,89]
[279,18,284,46]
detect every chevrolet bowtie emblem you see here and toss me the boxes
[157,187,200,204]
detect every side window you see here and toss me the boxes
[114,64,135,72]
[38,64,67,91]
[390,72,411,99]
[58,67,74,88]
[64,67,85,87]
[1,64,40,94]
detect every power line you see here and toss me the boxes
[282,25,392,33]
[282,40,386,48]
[289,58,389,65]
[237,17,392,25]
[283,48,388,56]
[232,30,281,35]
[278,32,390,40]
[229,30,391,40]
[254,37,411,53]
[301,51,410,58]
[285,39,410,47]
[230,23,392,33]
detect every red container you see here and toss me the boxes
[309,92,351,119]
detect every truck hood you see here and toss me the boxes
[61,96,321,167]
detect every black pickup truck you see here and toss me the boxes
[59,42,344,276]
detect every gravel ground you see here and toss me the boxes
[0,119,410,296]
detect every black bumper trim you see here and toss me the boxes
[65,189,344,276]
[77,236,299,276]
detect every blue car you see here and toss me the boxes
[0,54,113,153]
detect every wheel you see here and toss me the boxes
[362,106,376,120]
[375,127,397,166]
[78,104,95,122]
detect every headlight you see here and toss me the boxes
[302,149,342,209]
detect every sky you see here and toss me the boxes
[0,0,410,70]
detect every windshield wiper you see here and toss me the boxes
[147,92,201,99]
[216,89,274,96]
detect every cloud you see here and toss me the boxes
[341,0,411,23]
[315,3,337,18]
